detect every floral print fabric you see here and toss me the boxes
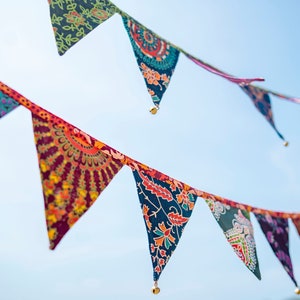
[122,15,180,107]
[132,167,197,281]
[32,113,124,249]
[240,84,284,141]
[0,90,19,118]
[206,198,261,279]
[49,0,117,55]
[255,213,298,286]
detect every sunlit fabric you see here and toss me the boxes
[0,90,19,118]
[122,15,179,107]
[255,213,298,286]
[49,0,117,55]
[206,198,261,279]
[32,113,124,249]
[132,166,197,281]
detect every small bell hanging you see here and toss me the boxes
[149,105,159,115]
[295,287,300,295]
[151,281,160,294]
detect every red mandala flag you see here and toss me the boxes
[32,113,124,249]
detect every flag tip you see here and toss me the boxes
[149,105,159,115]
[295,287,300,295]
[152,281,160,294]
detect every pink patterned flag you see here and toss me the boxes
[32,113,124,249]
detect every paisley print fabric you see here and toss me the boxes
[206,199,261,279]
[49,0,117,55]
[122,15,180,107]
[132,167,197,281]
[240,84,285,141]
[255,213,298,286]
[0,90,19,118]
[32,113,124,249]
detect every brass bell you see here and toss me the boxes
[151,286,160,295]
[283,141,289,147]
[295,287,300,295]
[149,105,159,115]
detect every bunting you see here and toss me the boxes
[49,0,117,55]
[132,165,197,282]
[205,198,261,279]
[122,15,180,110]
[292,217,300,236]
[32,113,124,249]
[240,84,286,143]
[255,213,298,286]
[0,90,19,118]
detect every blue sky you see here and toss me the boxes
[1,1,300,299]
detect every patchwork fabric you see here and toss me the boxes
[132,167,197,281]
[0,90,19,118]
[49,0,117,55]
[32,113,124,249]
[255,213,298,286]
[122,15,180,107]
[206,198,261,279]
[240,84,284,141]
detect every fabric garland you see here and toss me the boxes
[0,81,299,291]
[0,90,20,118]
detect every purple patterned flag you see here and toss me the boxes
[205,198,261,279]
[32,113,124,249]
[49,0,117,55]
[240,84,285,142]
[0,90,19,118]
[255,213,298,286]
[132,167,197,282]
[122,15,180,108]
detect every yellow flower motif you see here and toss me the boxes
[40,160,49,172]
[48,228,57,241]
[77,188,87,197]
[62,181,73,190]
[50,171,60,184]
[89,191,99,202]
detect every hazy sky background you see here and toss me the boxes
[1,1,300,300]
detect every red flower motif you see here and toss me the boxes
[168,212,188,226]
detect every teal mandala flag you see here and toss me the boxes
[122,15,180,109]
[0,90,20,118]
[240,84,285,142]
[132,167,197,282]
[48,0,117,55]
[206,198,261,279]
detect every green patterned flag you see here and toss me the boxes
[122,15,180,110]
[48,0,117,55]
[0,90,20,118]
[205,198,261,279]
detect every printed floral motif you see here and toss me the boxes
[240,84,284,140]
[132,167,197,281]
[0,91,19,118]
[255,213,298,286]
[32,113,124,249]
[49,0,117,55]
[206,199,261,279]
[122,15,179,106]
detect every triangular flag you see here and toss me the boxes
[0,90,20,118]
[255,213,298,286]
[32,113,124,249]
[49,0,117,55]
[122,15,180,109]
[132,166,197,282]
[205,198,261,279]
[292,216,300,236]
[240,84,285,142]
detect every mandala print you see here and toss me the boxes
[0,90,19,118]
[255,213,298,286]
[206,200,261,279]
[122,15,180,106]
[32,113,124,249]
[49,0,117,55]
[240,84,284,140]
[132,168,197,281]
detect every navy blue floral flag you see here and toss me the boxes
[0,90,20,118]
[255,213,298,287]
[49,0,117,55]
[122,15,180,109]
[132,166,197,282]
[240,84,285,142]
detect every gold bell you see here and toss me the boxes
[295,287,300,295]
[149,105,159,115]
[283,141,289,147]
[151,281,160,294]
